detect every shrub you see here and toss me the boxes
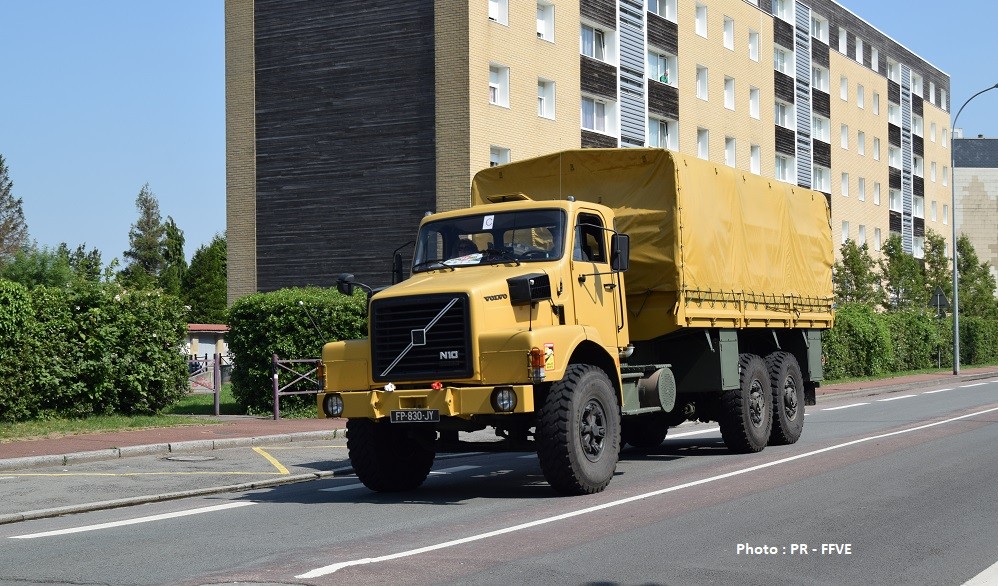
[882,310,941,372]
[226,287,366,414]
[0,279,35,422]
[961,316,998,365]
[823,303,894,379]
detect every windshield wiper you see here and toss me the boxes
[411,259,456,273]
[482,248,521,266]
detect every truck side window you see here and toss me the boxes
[574,213,606,263]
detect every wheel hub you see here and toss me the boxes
[580,398,608,462]
[749,380,765,427]
[782,376,799,418]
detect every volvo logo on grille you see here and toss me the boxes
[439,350,459,360]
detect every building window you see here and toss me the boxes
[490,146,510,167]
[873,92,880,115]
[858,177,866,201]
[941,89,948,111]
[724,77,735,110]
[811,15,828,43]
[943,128,949,147]
[889,188,902,211]
[911,72,923,97]
[840,124,849,149]
[943,204,949,224]
[871,47,879,71]
[695,4,708,37]
[775,154,794,182]
[874,137,881,161]
[813,165,830,192]
[489,64,509,107]
[857,84,865,109]
[914,155,924,177]
[749,86,760,119]
[748,30,760,61]
[929,81,937,105]
[874,182,881,205]
[841,172,849,197]
[841,220,850,244]
[723,17,734,50]
[854,37,863,64]
[838,27,847,54]
[931,200,938,221]
[773,0,793,22]
[725,137,736,166]
[931,161,937,182]
[889,146,901,168]
[874,228,882,251]
[489,0,508,25]
[888,103,900,125]
[581,96,607,132]
[648,50,677,86]
[840,76,848,101]
[581,24,606,61]
[537,2,554,41]
[888,59,900,83]
[750,144,761,174]
[649,0,677,22]
[930,122,937,142]
[813,115,830,142]
[648,117,677,149]
[943,166,949,186]
[914,236,924,259]
[774,46,792,75]
[812,66,829,92]
[775,100,793,128]
[858,224,867,246]
[538,79,555,119]
[696,65,708,100]
[913,114,924,137]
[697,127,709,159]
[858,131,865,155]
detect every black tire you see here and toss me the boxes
[537,364,621,495]
[621,413,669,449]
[718,354,773,453]
[346,418,436,492]
[766,351,805,445]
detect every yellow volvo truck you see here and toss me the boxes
[319,149,834,495]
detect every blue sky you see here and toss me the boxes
[0,1,995,266]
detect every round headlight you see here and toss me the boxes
[322,393,344,417]
[490,387,517,413]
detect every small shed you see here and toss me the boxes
[186,324,230,359]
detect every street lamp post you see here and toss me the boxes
[950,82,998,375]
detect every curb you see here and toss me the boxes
[0,429,345,472]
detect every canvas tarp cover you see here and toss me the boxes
[471,149,833,339]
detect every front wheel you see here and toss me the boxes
[537,364,621,495]
[346,418,436,492]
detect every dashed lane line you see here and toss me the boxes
[821,402,870,411]
[924,388,954,394]
[877,394,917,402]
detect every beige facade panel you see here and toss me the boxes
[224,0,256,305]
[956,167,998,285]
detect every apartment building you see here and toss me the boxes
[225,0,952,300]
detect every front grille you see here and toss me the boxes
[371,293,472,382]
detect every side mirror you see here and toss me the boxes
[392,253,404,285]
[336,273,356,296]
[610,233,630,272]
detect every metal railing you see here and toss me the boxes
[271,354,322,420]
[187,353,233,416]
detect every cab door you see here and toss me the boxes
[571,210,624,351]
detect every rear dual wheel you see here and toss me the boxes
[719,354,773,453]
[767,351,805,445]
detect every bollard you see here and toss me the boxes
[213,352,221,416]
[272,353,280,420]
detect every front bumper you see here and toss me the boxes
[317,384,536,420]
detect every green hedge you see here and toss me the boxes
[226,287,366,415]
[0,279,189,423]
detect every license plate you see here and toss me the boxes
[389,409,440,423]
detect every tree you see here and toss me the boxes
[833,240,880,305]
[0,154,29,265]
[956,234,998,318]
[158,216,187,296]
[879,233,925,311]
[57,243,105,283]
[182,234,227,323]
[922,229,952,312]
[119,183,165,289]
[0,244,74,288]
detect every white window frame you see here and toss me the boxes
[810,15,828,43]
[649,0,678,22]
[931,161,937,182]
[695,4,708,37]
[889,188,902,211]
[841,172,850,197]
[840,76,848,101]
[580,24,606,61]
[724,76,735,110]
[812,66,829,92]
[943,204,949,224]
[648,117,678,149]
[840,124,849,149]
[750,144,761,174]
[888,59,900,83]
[873,92,880,115]
[490,145,510,167]
[857,84,865,109]
[913,114,924,137]
[838,27,847,54]
[489,64,510,107]
[911,72,923,97]
[489,0,508,25]
[873,137,881,161]
[874,182,882,205]
[581,95,608,133]
[774,46,792,75]
[748,30,760,62]
[775,100,794,129]
[943,166,949,186]
[914,236,925,259]
[929,81,936,105]
[889,146,901,169]
[858,131,865,156]
[813,115,830,142]
[813,165,830,192]
[537,78,556,119]
[773,0,793,22]
[723,17,734,50]
[871,47,879,71]
[841,220,850,244]
[775,154,794,183]
[854,37,863,64]
[858,224,867,246]
[874,228,882,251]
[749,86,760,119]
[648,50,677,86]
[858,177,866,201]
[931,200,938,221]
[536,2,555,41]
[914,155,924,178]
[725,137,736,167]
[696,65,709,100]
[888,103,900,125]
[697,127,709,160]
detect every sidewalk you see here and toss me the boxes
[2,366,997,470]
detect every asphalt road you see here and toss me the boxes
[1,379,996,586]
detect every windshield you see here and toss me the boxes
[412,209,566,272]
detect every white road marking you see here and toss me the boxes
[295,404,998,579]
[668,427,720,438]
[517,454,537,459]
[924,388,954,394]
[964,556,998,585]
[429,465,479,475]
[821,402,870,411]
[961,383,988,388]
[319,483,366,493]
[10,501,255,540]
[877,394,916,402]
